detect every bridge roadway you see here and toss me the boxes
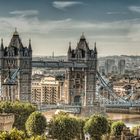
[32,60,88,69]
[32,61,140,109]
[104,102,140,108]
[38,104,82,114]
[38,102,140,112]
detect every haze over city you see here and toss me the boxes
[0,0,140,56]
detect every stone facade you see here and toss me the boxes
[0,30,32,102]
[0,113,14,132]
[67,34,97,106]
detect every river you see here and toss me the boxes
[107,113,140,128]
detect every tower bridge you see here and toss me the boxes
[32,60,88,69]
[0,30,140,115]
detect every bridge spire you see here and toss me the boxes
[68,42,71,52]
[28,38,32,51]
[80,32,85,40]
[13,27,19,36]
[94,42,97,54]
[1,38,4,50]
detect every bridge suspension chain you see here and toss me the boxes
[96,71,128,103]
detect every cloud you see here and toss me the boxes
[9,10,39,17]
[52,1,83,10]
[128,6,140,13]
[107,12,127,15]
[0,12,140,56]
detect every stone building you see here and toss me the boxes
[0,30,32,102]
[0,113,14,132]
[67,34,97,106]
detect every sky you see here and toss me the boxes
[0,0,140,56]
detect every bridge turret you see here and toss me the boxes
[0,30,32,102]
[67,34,97,107]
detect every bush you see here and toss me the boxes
[0,128,26,140]
[84,115,109,140]
[111,121,126,136]
[0,101,36,130]
[48,112,80,140]
[26,111,47,136]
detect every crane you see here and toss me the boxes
[1,67,20,101]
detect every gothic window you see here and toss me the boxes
[72,74,75,78]
[24,49,28,56]
[22,86,28,93]
[7,48,14,56]
[23,61,29,68]
[77,73,80,78]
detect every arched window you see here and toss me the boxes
[74,95,81,105]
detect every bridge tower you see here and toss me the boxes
[0,30,32,102]
[67,34,97,106]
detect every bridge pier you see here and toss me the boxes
[80,102,106,117]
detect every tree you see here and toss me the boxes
[84,115,109,140]
[26,111,47,136]
[76,118,85,140]
[111,121,126,136]
[0,128,26,140]
[48,112,80,140]
[0,101,36,130]
[9,128,26,140]
[0,131,10,140]
[29,135,47,140]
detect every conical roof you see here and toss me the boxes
[8,29,23,48]
[77,33,89,51]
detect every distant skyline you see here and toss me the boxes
[0,0,140,56]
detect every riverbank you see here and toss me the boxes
[107,113,140,128]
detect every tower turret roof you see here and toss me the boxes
[1,38,4,50]
[94,42,97,54]
[8,29,23,48]
[28,39,32,51]
[77,33,89,51]
[68,42,71,52]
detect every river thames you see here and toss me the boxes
[107,113,140,128]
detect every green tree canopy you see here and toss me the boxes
[29,135,47,140]
[84,115,109,140]
[0,128,26,140]
[0,131,10,140]
[26,111,47,136]
[0,101,36,130]
[48,112,80,140]
[76,118,85,140]
[111,121,126,136]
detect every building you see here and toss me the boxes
[31,75,68,104]
[105,59,115,75]
[0,113,14,132]
[118,59,125,75]
[99,65,105,75]
[67,34,97,106]
[0,30,32,102]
